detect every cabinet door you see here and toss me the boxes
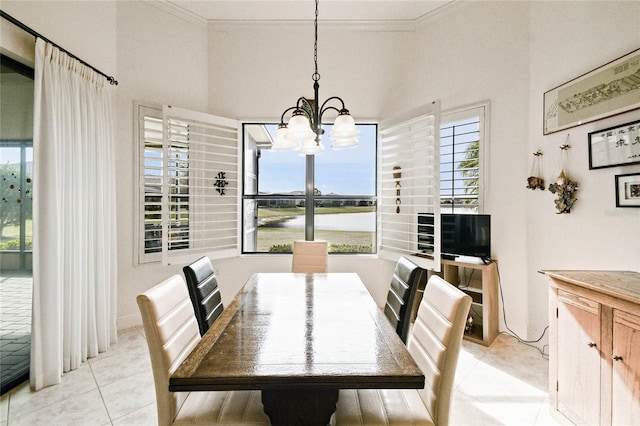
[557,291,601,424]
[612,309,640,426]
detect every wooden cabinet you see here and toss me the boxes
[556,290,601,423]
[542,270,640,426]
[612,309,640,425]
[437,258,498,346]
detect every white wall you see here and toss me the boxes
[394,1,533,336]
[114,1,210,328]
[1,1,117,76]
[526,1,640,337]
[207,22,414,121]
[2,1,638,345]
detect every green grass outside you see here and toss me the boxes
[256,227,375,253]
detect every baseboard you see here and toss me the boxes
[117,312,141,331]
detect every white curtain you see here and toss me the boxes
[31,38,117,390]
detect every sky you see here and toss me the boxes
[0,147,32,165]
[258,124,377,195]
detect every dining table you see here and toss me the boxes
[169,272,425,426]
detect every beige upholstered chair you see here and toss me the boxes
[335,275,472,426]
[291,240,329,273]
[136,275,269,426]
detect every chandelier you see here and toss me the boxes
[272,0,360,154]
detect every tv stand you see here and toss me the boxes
[437,258,498,346]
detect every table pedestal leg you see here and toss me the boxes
[261,388,339,426]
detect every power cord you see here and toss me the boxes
[496,264,549,359]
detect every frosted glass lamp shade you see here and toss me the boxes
[331,137,359,150]
[272,126,300,150]
[298,137,324,155]
[285,114,315,142]
[330,113,361,139]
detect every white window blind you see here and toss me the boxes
[379,101,441,271]
[161,105,239,265]
[135,104,238,265]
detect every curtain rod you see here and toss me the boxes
[0,10,118,85]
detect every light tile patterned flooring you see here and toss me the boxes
[0,323,573,426]
[0,274,32,393]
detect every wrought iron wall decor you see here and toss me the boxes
[214,172,229,195]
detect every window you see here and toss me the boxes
[136,104,238,264]
[242,123,377,254]
[440,104,487,213]
[0,55,34,271]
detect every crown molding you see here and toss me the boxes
[207,19,417,32]
[415,0,464,28]
[144,0,207,27]
[146,0,462,33]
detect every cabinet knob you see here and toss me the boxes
[613,355,623,361]
[587,342,597,348]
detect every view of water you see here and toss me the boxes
[274,212,375,232]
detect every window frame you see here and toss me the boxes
[0,54,35,271]
[440,102,489,214]
[241,122,378,255]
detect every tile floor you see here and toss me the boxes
[0,274,32,393]
[0,326,573,426]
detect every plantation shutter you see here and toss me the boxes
[379,101,441,271]
[160,105,239,265]
[139,106,164,263]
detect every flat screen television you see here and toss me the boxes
[418,213,491,261]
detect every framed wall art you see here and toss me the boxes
[615,173,640,207]
[543,48,640,135]
[588,120,640,169]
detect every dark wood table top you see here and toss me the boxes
[169,272,425,392]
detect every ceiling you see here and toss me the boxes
[162,0,454,22]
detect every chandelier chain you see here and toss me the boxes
[313,0,320,82]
